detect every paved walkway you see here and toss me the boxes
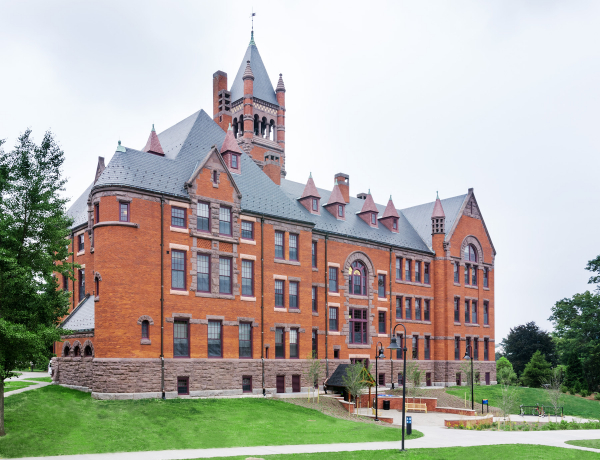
[5,372,52,397]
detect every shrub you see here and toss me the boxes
[594,393,600,401]
[521,351,551,388]
[580,388,590,398]
[560,385,568,393]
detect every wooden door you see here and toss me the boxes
[485,372,490,385]
[426,372,432,386]
[276,375,285,393]
[292,374,301,393]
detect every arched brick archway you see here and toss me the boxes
[343,251,376,294]
[72,340,82,357]
[461,235,484,264]
[62,341,71,357]
[83,339,94,357]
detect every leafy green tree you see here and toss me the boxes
[0,130,74,436]
[496,357,517,385]
[564,352,585,392]
[520,350,551,388]
[496,356,513,376]
[500,322,557,376]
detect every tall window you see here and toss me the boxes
[274,280,284,307]
[275,231,284,259]
[312,198,318,211]
[312,241,317,267]
[312,287,317,312]
[454,262,459,283]
[464,300,470,323]
[231,154,238,169]
[141,320,149,339]
[219,207,231,235]
[483,268,489,287]
[329,267,338,292]
[415,299,421,320]
[171,251,185,290]
[208,321,222,357]
[454,298,460,322]
[78,234,85,252]
[62,274,68,292]
[472,266,477,286]
[465,244,478,262]
[405,259,411,281]
[405,298,412,320]
[241,220,253,239]
[396,334,404,359]
[396,257,402,280]
[371,213,376,225]
[119,202,129,222]
[350,261,367,295]
[174,320,189,357]
[312,330,318,358]
[455,337,460,360]
[378,274,386,298]
[484,338,489,361]
[424,336,431,360]
[415,262,421,283]
[396,297,402,319]
[243,375,252,392]
[474,339,479,361]
[424,263,430,284]
[241,260,253,296]
[466,337,471,358]
[94,276,99,297]
[239,322,252,358]
[412,335,419,359]
[472,300,478,324]
[289,234,298,261]
[350,309,368,344]
[483,301,489,325]
[275,328,285,358]
[197,202,210,232]
[424,300,430,321]
[464,265,470,285]
[94,203,99,223]
[289,281,299,309]
[171,207,186,228]
[219,257,232,294]
[329,307,338,331]
[290,329,299,358]
[78,269,86,301]
[378,311,386,334]
[197,254,210,292]
[337,204,344,217]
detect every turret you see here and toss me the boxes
[242,60,255,141]
[142,124,164,156]
[432,192,445,235]
[298,173,321,214]
[357,190,379,228]
[379,196,400,232]
[324,180,346,220]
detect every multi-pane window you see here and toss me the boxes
[424,263,430,284]
[415,262,421,283]
[378,311,386,334]
[396,334,404,359]
[62,275,68,292]
[289,281,299,309]
[329,267,338,292]
[242,376,252,393]
[378,274,386,298]
[337,204,344,217]
[350,261,367,295]
[464,265,470,285]
[484,338,489,361]
[241,260,253,296]
[396,297,402,319]
[455,337,460,360]
[231,154,239,169]
[405,259,411,281]
[275,231,284,259]
[378,373,385,386]
[464,300,470,323]
[290,328,299,358]
[329,307,338,331]
[171,207,186,228]
[275,327,285,358]
[241,220,253,239]
[177,376,189,394]
[483,268,489,287]
[141,320,149,339]
[472,266,477,286]
[78,269,85,301]
[78,234,85,252]
[312,330,318,358]
[197,202,210,232]
[424,336,431,360]
[312,287,317,312]
[289,234,298,261]
[197,254,210,292]
[275,280,284,307]
[454,262,459,283]
[312,241,317,267]
[350,309,368,344]
[415,299,421,320]
[474,339,479,361]
[219,257,232,294]
[171,251,185,290]
[312,198,318,211]
[405,298,412,320]
[396,257,402,280]
[465,244,478,262]
[239,322,252,358]
[412,335,419,359]
[454,298,460,322]
[371,213,376,225]
[424,300,430,321]
[174,320,189,357]
[472,300,478,324]
[219,207,231,235]
[208,320,222,357]
[119,203,129,222]
[483,301,489,325]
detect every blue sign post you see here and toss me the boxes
[406,416,412,435]
[482,399,489,414]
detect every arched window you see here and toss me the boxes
[141,320,150,339]
[349,261,367,296]
[464,244,477,262]
[63,346,70,357]
[73,346,80,357]
[84,345,93,357]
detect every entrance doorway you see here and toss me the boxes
[292,375,301,393]
[276,375,285,393]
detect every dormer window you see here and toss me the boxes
[338,205,344,218]
[393,219,398,230]
[312,198,318,211]
[371,213,376,225]
[231,154,239,169]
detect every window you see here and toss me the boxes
[484,338,489,361]
[398,372,404,386]
[141,320,149,339]
[483,301,489,325]
[415,299,421,320]
[78,234,84,252]
[239,322,252,358]
[197,254,210,293]
[474,339,479,361]
[208,320,222,357]
[456,373,462,386]
[219,257,232,294]
[275,280,284,307]
[329,307,338,331]
[464,265,470,285]
[172,250,186,289]
[333,349,340,359]
[119,202,129,222]
[455,337,460,360]
[177,377,189,395]
[466,337,471,358]
[405,297,412,320]
[231,154,238,169]
[94,203,99,223]
[242,375,252,393]
[78,269,85,301]
[241,260,254,296]
[396,334,404,359]
[396,257,402,280]
[290,328,299,358]
[63,275,68,292]
[425,336,431,360]
[396,297,402,319]
[472,266,477,286]
[312,242,317,267]
[337,204,344,217]
[378,311,386,334]
[349,309,368,344]
[454,298,460,322]
[212,170,218,183]
[275,231,284,259]
[174,320,189,357]
[371,213,376,225]
[464,300,470,323]
[329,267,338,292]
[405,259,411,281]
[378,274,386,298]
[289,281,299,309]
[424,263,430,284]
[454,262,459,283]
[275,328,285,358]
[241,220,253,239]
[219,207,231,235]
[483,268,489,287]
[465,244,478,262]
[312,287,317,312]
[84,345,92,357]
[289,234,298,261]
[312,330,318,358]
[312,198,318,211]
[472,300,478,324]
[415,262,421,283]
[378,373,385,386]
[412,335,418,359]
[171,206,186,228]
[95,277,99,297]
[197,202,210,232]
[424,300,430,321]
[350,261,367,295]
[393,219,397,230]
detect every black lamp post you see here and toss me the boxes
[374,341,385,422]
[387,323,408,452]
[463,344,474,411]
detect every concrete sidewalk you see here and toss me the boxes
[16,426,600,460]
[5,371,52,397]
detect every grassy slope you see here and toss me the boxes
[446,385,600,419]
[4,381,36,393]
[565,439,600,449]
[0,386,421,458]
[204,445,600,460]
[22,377,52,383]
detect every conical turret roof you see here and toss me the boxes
[242,60,254,80]
[432,193,446,218]
[359,191,379,214]
[300,173,320,199]
[276,73,285,92]
[221,124,243,154]
[327,181,346,205]
[142,124,164,155]
[381,196,400,219]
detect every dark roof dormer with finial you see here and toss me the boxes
[220,124,243,173]
[431,192,446,234]
[323,180,346,220]
[298,173,321,214]
[379,196,400,233]
[357,190,379,228]
[142,124,164,156]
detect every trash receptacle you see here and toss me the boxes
[383,400,391,410]
[406,416,412,435]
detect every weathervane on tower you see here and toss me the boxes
[251,8,256,32]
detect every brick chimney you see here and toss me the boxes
[213,71,231,131]
[263,152,281,185]
[334,173,349,203]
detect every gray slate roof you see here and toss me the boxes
[62,295,95,331]
[229,41,278,106]
[67,182,93,229]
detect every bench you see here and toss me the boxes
[406,403,427,413]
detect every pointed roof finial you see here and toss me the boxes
[436,190,439,199]
[309,172,313,179]
[142,125,164,155]
[151,124,155,132]
[300,173,320,199]
[249,30,256,46]
[228,122,232,131]
[116,140,126,152]
[243,60,254,80]
[276,73,286,92]
[432,193,445,218]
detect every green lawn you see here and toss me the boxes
[4,381,36,393]
[23,377,52,383]
[0,385,421,458]
[203,445,600,460]
[446,385,600,420]
[565,439,600,449]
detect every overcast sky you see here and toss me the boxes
[2,1,599,344]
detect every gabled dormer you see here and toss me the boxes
[379,196,400,233]
[323,180,346,220]
[298,173,321,215]
[220,124,243,174]
[357,190,379,228]
[142,124,164,156]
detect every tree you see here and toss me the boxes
[303,352,323,403]
[520,350,551,388]
[497,367,520,423]
[0,130,74,436]
[342,362,373,407]
[404,359,422,401]
[500,322,557,376]
[545,367,564,422]
[564,351,585,392]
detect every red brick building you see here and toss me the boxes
[54,33,496,398]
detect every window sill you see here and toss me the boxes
[483,287,490,291]
[93,221,139,229]
[312,267,318,272]
[348,344,371,349]
[194,292,235,300]
[328,292,340,297]
[170,290,189,296]
[454,322,461,326]
[465,285,478,289]
[483,325,490,328]
[466,323,480,327]
[141,338,151,345]
[77,250,85,257]
[94,296,100,302]
[328,331,340,336]
[192,231,238,244]
[394,279,430,288]
[378,297,388,302]
[274,307,287,312]
[454,283,461,287]
[312,312,319,316]
[398,319,432,325]
[289,308,301,314]
[274,259,300,266]
[170,226,189,234]
[377,333,388,337]
[240,239,256,245]
[240,296,256,302]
